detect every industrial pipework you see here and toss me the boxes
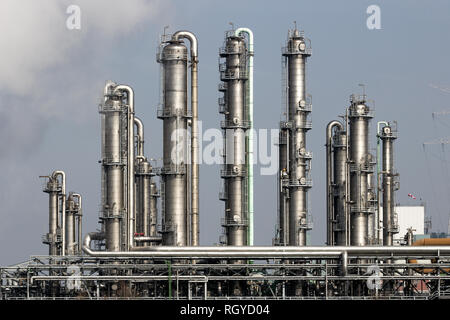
[378,122,399,245]
[99,82,135,251]
[326,94,379,247]
[218,28,250,246]
[347,94,376,246]
[157,30,199,246]
[235,27,254,247]
[277,27,313,246]
[42,171,82,255]
[326,120,347,246]
[65,193,82,255]
[134,117,160,246]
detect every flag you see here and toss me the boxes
[408,193,416,200]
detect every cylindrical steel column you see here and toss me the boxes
[348,95,373,246]
[333,131,348,246]
[282,28,312,246]
[158,40,189,246]
[219,33,249,246]
[100,88,124,252]
[278,128,289,245]
[326,120,345,246]
[381,124,397,246]
[44,177,60,256]
[72,193,82,254]
[65,193,76,255]
[150,182,159,238]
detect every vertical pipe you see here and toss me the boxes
[52,171,66,255]
[159,37,188,246]
[380,123,397,245]
[278,129,289,244]
[376,121,388,244]
[44,176,59,256]
[235,28,254,246]
[326,121,344,245]
[348,95,373,246]
[134,117,144,158]
[191,51,199,247]
[73,193,82,254]
[150,182,158,237]
[172,31,199,247]
[65,193,75,255]
[113,85,135,249]
[283,28,312,246]
[219,32,248,247]
[101,83,125,251]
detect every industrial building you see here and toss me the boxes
[1,26,450,300]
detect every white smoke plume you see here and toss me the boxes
[0,0,173,264]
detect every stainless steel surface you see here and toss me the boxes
[65,193,76,255]
[113,85,135,250]
[348,95,374,246]
[172,31,200,247]
[134,117,144,157]
[280,28,313,246]
[83,233,450,257]
[334,131,348,246]
[135,160,152,244]
[380,124,398,245]
[72,193,82,254]
[43,173,61,256]
[149,182,158,238]
[100,88,124,251]
[158,36,189,246]
[326,120,345,246]
[219,32,249,246]
[134,116,158,247]
[278,129,289,245]
[99,83,135,251]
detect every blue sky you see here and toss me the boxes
[1,0,450,265]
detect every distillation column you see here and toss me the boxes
[42,171,65,255]
[279,28,313,246]
[326,121,348,246]
[100,83,135,251]
[348,94,374,246]
[158,31,198,246]
[134,117,160,246]
[380,123,398,245]
[219,32,249,246]
[42,171,82,255]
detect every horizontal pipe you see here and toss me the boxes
[409,237,450,273]
[31,275,207,284]
[134,236,163,243]
[83,234,450,258]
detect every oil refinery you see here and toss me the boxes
[1,24,450,301]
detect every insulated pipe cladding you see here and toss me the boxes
[378,122,399,245]
[326,120,347,246]
[347,94,375,246]
[42,171,65,255]
[99,82,135,251]
[277,27,313,246]
[134,117,160,246]
[219,29,250,246]
[327,94,380,247]
[157,30,199,247]
[42,171,82,256]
